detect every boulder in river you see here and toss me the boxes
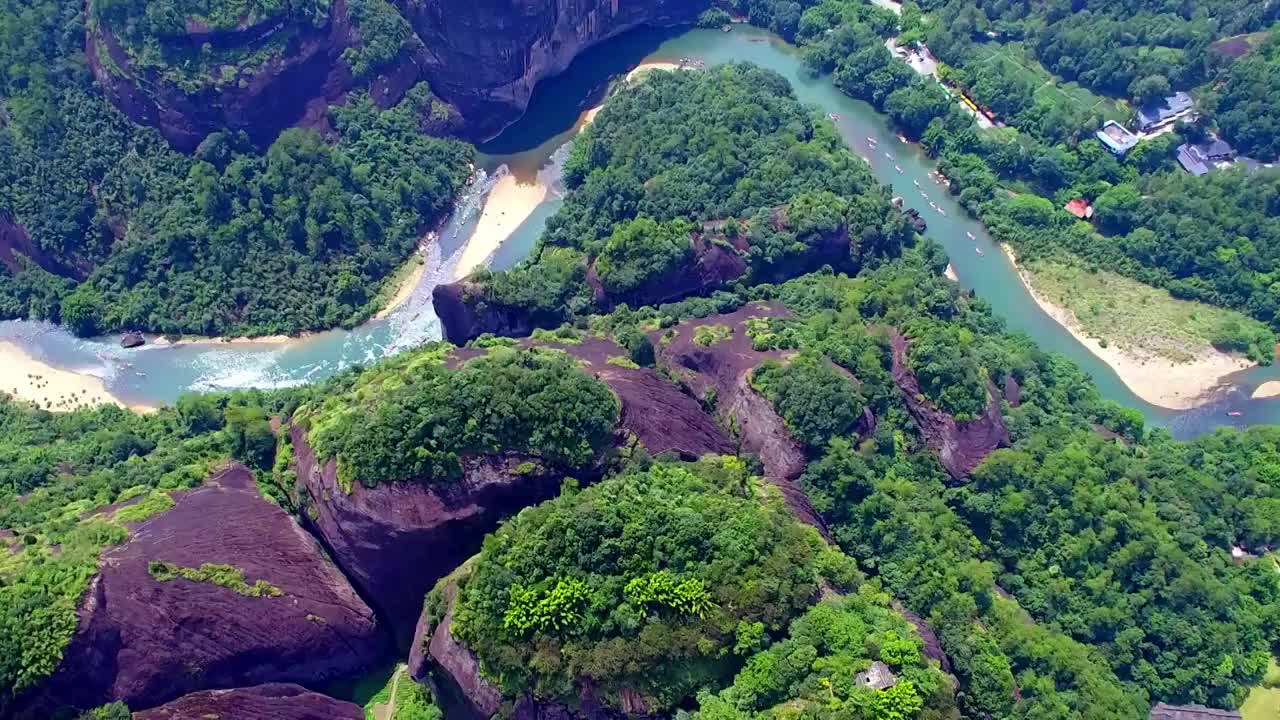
[120,332,145,349]
[14,464,384,718]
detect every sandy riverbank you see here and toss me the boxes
[626,61,680,83]
[375,255,427,319]
[447,62,683,283]
[944,263,958,281]
[1253,381,1280,400]
[0,341,144,412]
[1002,245,1252,409]
[450,174,548,281]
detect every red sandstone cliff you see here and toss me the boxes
[14,464,384,718]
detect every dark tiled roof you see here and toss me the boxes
[1149,702,1241,720]
[1177,144,1209,176]
[1138,92,1194,128]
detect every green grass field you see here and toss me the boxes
[1021,259,1270,363]
[969,42,1129,123]
[1241,658,1280,720]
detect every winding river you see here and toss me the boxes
[2,25,1277,437]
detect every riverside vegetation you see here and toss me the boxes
[3,0,1280,718]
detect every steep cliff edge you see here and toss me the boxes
[133,683,364,719]
[434,220,854,346]
[290,424,580,642]
[14,464,384,718]
[450,336,735,460]
[657,303,834,539]
[87,0,430,150]
[85,0,710,148]
[888,331,1010,480]
[400,0,709,139]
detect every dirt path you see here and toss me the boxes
[371,664,404,720]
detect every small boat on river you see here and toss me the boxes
[975,247,984,256]
[895,165,903,173]
[966,231,975,240]
[1228,411,1243,417]
[913,179,920,187]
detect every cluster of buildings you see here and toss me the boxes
[1095,91,1197,156]
[1092,90,1269,177]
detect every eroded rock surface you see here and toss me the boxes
[658,303,832,538]
[402,0,709,139]
[133,683,363,720]
[290,425,578,641]
[16,464,383,718]
[433,220,857,346]
[87,0,427,150]
[889,331,1009,481]
[451,337,735,460]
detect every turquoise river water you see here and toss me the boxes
[2,26,1276,438]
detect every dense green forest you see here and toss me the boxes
[1212,30,1280,161]
[921,0,1276,101]
[533,249,1279,715]
[7,253,1280,716]
[299,346,619,489]
[464,63,910,326]
[0,0,470,338]
[439,457,862,709]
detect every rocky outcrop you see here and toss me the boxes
[120,332,146,349]
[290,424,585,642]
[888,332,1009,481]
[86,0,711,148]
[450,337,735,460]
[87,0,428,151]
[432,281,555,347]
[0,214,47,274]
[414,577,503,718]
[435,221,856,345]
[401,0,710,139]
[133,683,363,719]
[658,303,833,539]
[417,576,653,720]
[584,229,750,310]
[15,464,384,718]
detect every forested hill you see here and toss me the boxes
[434,63,912,342]
[8,251,1280,718]
[0,0,470,338]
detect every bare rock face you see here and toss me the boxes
[87,0,426,151]
[416,577,652,720]
[888,331,1009,481]
[413,577,503,718]
[658,303,833,539]
[290,424,584,642]
[133,683,363,720]
[0,214,47,274]
[450,337,735,460]
[432,281,556,347]
[14,464,384,718]
[401,0,709,139]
